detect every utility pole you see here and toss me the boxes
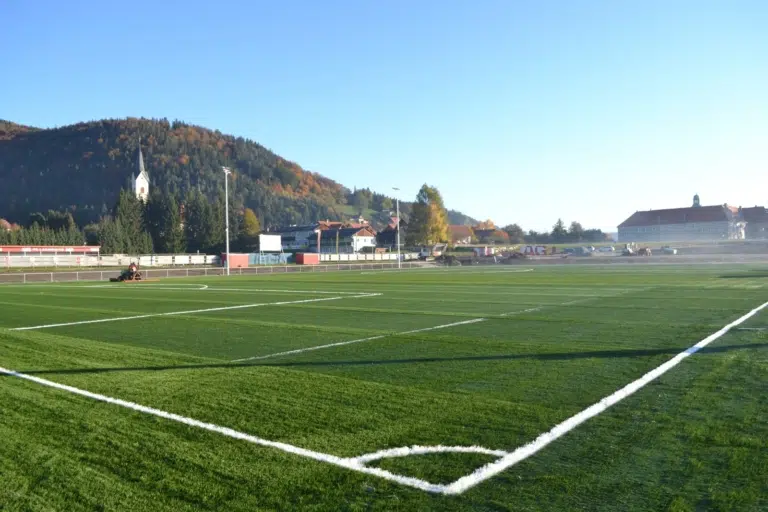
[222,167,232,276]
[393,187,401,269]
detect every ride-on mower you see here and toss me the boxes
[110,268,143,282]
[109,263,158,283]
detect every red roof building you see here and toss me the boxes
[618,195,746,242]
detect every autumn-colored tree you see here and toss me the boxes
[242,208,261,235]
[475,219,496,230]
[406,184,450,246]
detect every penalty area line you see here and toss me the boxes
[10,293,381,331]
[234,292,599,363]
[230,318,486,363]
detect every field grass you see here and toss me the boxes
[1,264,767,511]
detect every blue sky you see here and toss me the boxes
[2,0,766,232]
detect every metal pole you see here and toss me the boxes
[223,167,231,276]
[393,187,401,269]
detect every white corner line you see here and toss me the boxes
[10,293,382,331]
[230,318,486,363]
[0,365,448,494]
[440,299,768,495]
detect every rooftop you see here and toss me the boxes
[619,205,736,228]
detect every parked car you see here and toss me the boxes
[661,246,678,255]
[598,246,615,253]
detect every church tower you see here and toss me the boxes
[135,141,149,202]
[692,194,700,208]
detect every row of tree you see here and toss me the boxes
[90,189,264,255]
[1,181,609,254]
[0,222,85,246]
[516,219,609,244]
[403,186,609,246]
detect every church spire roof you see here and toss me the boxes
[137,140,148,180]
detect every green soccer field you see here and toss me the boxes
[1,264,767,511]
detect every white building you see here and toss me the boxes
[269,224,321,251]
[308,227,378,254]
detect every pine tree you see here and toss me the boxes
[115,189,149,253]
[183,190,210,252]
[164,194,186,253]
[98,217,127,254]
[551,219,568,243]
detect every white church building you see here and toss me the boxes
[133,143,150,202]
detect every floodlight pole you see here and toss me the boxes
[222,167,232,276]
[393,187,401,269]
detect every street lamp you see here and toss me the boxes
[393,187,401,269]
[222,166,232,276]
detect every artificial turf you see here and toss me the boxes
[0,264,766,511]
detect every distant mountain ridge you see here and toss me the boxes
[0,117,477,230]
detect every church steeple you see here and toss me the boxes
[134,139,150,202]
[692,194,701,208]
[137,139,148,180]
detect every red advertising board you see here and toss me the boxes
[221,253,249,268]
[296,253,320,265]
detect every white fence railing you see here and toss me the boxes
[1,252,422,269]
[1,254,221,269]
[0,261,431,285]
[319,252,418,262]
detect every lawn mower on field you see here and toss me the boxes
[110,263,152,283]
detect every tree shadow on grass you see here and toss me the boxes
[5,343,767,378]
[720,270,768,279]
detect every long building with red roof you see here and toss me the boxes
[618,195,748,243]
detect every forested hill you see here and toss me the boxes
[0,118,477,229]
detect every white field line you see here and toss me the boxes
[10,293,381,331]
[497,288,652,317]
[440,299,768,495]
[360,267,534,275]
[735,327,767,331]
[498,298,593,317]
[232,292,608,362]
[82,284,210,291]
[230,318,486,363]
[1,284,366,295]
[192,288,370,295]
[3,302,764,495]
[349,445,508,464]
[0,365,445,493]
